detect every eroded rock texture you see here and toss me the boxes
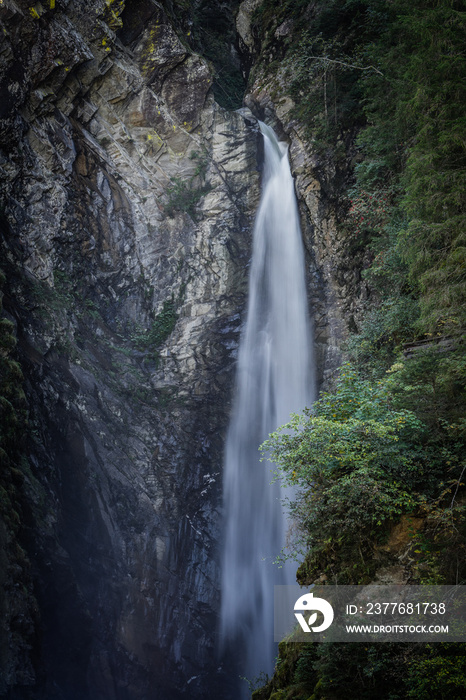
[0,1,258,697]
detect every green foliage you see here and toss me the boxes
[345,168,419,377]
[259,639,466,700]
[293,649,317,692]
[261,366,430,580]
[311,643,405,699]
[346,296,418,377]
[131,298,178,351]
[346,226,418,372]
[286,32,366,149]
[395,0,466,334]
[386,347,466,430]
[258,0,465,333]
[256,0,466,697]
[252,641,310,700]
[240,671,270,696]
[165,150,211,220]
[405,645,466,700]
[347,186,394,238]
[84,298,101,320]
[252,0,391,154]
[355,0,466,334]
[255,0,465,333]
[262,349,465,582]
[411,497,466,585]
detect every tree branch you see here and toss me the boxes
[303,55,384,76]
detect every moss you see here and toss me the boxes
[140,22,162,76]
[103,0,124,30]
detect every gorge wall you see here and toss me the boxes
[239,9,368,387]
[0,1,363,698]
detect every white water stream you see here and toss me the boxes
[221,122,315,688]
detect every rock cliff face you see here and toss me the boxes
[0,1,365,698]
[0,1,258,697]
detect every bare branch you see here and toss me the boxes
[303,55,384,76]
[450,464,466,510]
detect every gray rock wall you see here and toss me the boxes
[0,1,258,697]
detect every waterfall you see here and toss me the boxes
[221,122,315,689]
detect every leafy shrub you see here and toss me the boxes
[261,366,428,580]
[131,298,177,350]
[165,151,211,220]
[405,645,466,700]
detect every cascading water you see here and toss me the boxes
[221,122,315,689]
